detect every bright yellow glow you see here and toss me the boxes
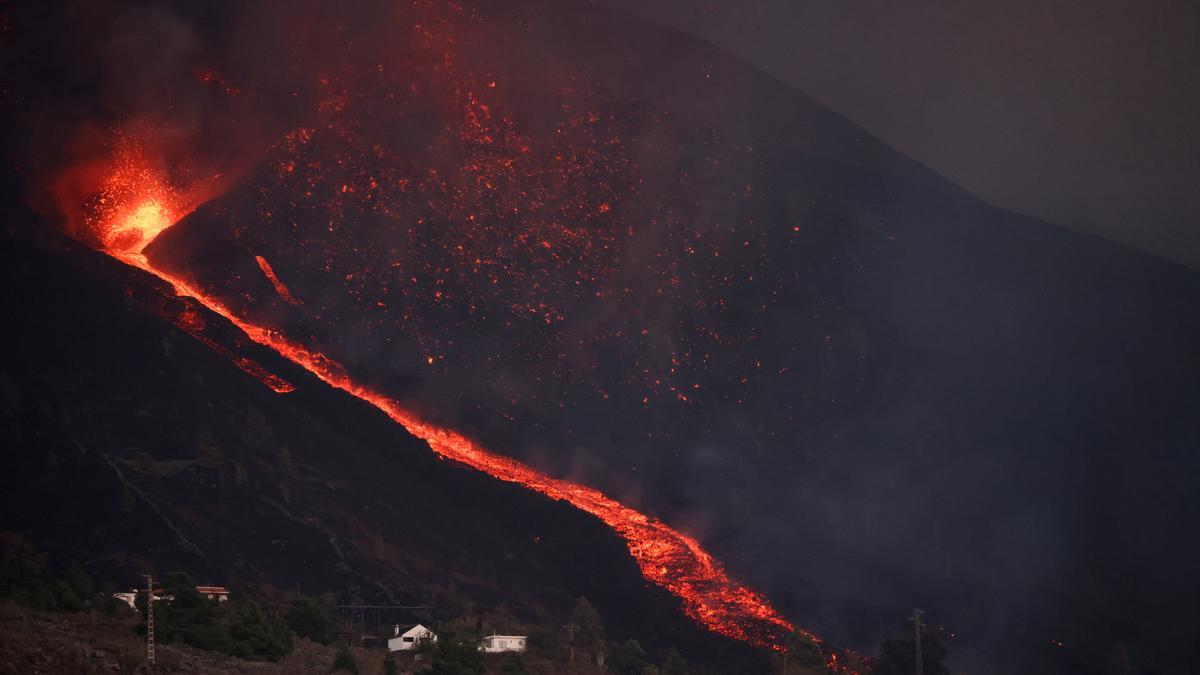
[107,201,173,255]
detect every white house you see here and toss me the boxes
[479,633,527,653]
[388,624,438,652]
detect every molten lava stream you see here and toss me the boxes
[92,198,847,660]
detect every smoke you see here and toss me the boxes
[10,0,318,242]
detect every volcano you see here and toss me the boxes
[3,0,1200,672]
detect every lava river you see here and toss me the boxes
[84,184,819,657]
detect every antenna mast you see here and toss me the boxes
[145,574,156,669]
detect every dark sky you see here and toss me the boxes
[605,0,1200,269]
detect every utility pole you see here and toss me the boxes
[913,608,924,675]
[145,574,156,669]
[563,621,579,673]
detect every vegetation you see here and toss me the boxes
[227,600,293,662]
[607,638,649,674]
[430,621,485,675]
[151,571,229,652]
[140,570,294,662]
[779,630,827,673]
[382,652,400,675]
[0,541,100,613]
[287,593,337,645]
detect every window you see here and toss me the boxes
[403,637,414,643]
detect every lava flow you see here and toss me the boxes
[80,167,815,656]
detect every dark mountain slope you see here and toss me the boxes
[0,227,768,673]
[137,2,1200,671]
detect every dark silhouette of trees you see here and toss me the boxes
[286,593,337,645]
[607,639,649,674]
[227,600,293,662]
[0,541,98,612]
[431,621,485,675]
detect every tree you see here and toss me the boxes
[56,560,93,611]
[572,597,606,666]
[0,541,56,611]
[287,594,336,644]
[431,622,485,675]
[782,630,827,673]
[608,639,649,675]
[155,571,228,653]
[661,647,689,675]
[141,570,292,662]
[874,616,949,675]
[332,643,358,673]
[382,652,400,675]
[227,600,293,662]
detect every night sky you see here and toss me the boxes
[607,0,1200,269]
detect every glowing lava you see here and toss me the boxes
[74,139,185,261]
[255,255,301,306]
[106,201,173,254]
[81,184,806,655]
[73,132,864,670]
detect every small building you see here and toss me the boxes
[479,633,527,653]
[195,585,230,602]
[388,624,438,652]
[113,584,228,609]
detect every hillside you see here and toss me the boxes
[138,1,1200,670]
[0,226,766,673]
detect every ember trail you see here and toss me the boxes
[87,180,802,652]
